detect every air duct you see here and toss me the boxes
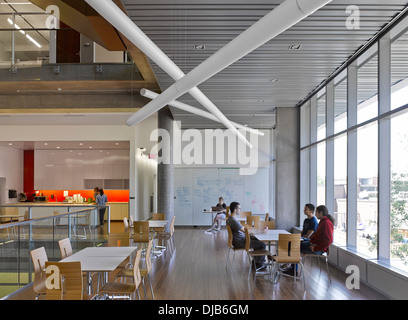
[140,88,265,136]
[125,0,331,134]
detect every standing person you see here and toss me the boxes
[96,189,108,226]
[93,187,100,203]
[284,205,334,276]
[207,197,227,232]
[226,201,267,270]
[301,203,319,240]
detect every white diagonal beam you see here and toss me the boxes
[84,0,251,147]
[126,0,332,141]
[140,88,265,136]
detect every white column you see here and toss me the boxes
[378,33,391,260]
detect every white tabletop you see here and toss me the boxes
[149,220,168,228]
[252,229,291,242]
[61,255,128,272]
[60,246,136,272]
[70,246,136,257]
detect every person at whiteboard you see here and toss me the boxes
[96,188,108,226]
[207,197,227,232]
[226,201,267,270]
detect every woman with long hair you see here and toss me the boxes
[302,205,334,254]
[284,205,334,276]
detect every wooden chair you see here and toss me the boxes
[244,216,260,229]
[238,211,252,225]
[116,240,155,299]
[271,234,305,291]
[97,249,142,300]
[154,215,176,252]
[44,261,85,300]
[225,225,246,272]
[133,221,150,252]
[30,247,48,299]
[303,246,332,284]
[259,220,275,230]
[108,232,130,247]
[74,212,92,239]
[244,228,273,280]
[265,213,270,221]
[58,238,73,259]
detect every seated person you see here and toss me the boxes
[301,203,318,240]
[284,205,334,276]
[207,197,227,232]
[226,201,267,270]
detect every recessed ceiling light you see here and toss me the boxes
[194,44,205,50]
[288,44,302,50]
[56,146,60,149]
[44,142,48,145]
[89,147,92,149]
[115,143,119,145]
[8,143,13,146]
[79,143,83,146]
[270,78,279,83]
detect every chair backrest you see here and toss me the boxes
[30,247,48,274]
[108,232,130,247]
[24,210,30,220]
[244,228,251,252]
[246,216,260,229]
[259,220,275,230]
[277,234,301,261]
[265,213,269,221]
[123,217,129,231]
[58,238,73,259]
[45,261,83,300]
[152,213,165,220]
[168,215,176,235]
[145,240,153,273]
[226,225,233,249]
[226,206,230,217]
[132,249,142,288]
[240,211,252,218]
[133,221,150,242]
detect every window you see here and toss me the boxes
[334,134,347,246]
[390,110,408,272]
[317,94,326,141]
[317,142,326,206]
[357,122,378,258]
[391,30,408,110]
[334,76,347,133]
[358,53,378,124]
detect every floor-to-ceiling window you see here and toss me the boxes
[300,14,408,275]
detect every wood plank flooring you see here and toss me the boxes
[5,224,388,301]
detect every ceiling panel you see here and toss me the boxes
[121,0,408,129]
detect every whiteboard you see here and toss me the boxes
[174,167,269,226]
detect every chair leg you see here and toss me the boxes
[148,274,155,300]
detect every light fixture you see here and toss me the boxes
[140,88,264,136]
[194,44,205,50]
[84,0,251,148]
[7,18,41,48]
[288,44,302,50]
[270,78,279,83]
[121,0,332,148]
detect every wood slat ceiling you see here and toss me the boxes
[121,0,408,129]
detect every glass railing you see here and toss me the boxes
[0,204,111,299]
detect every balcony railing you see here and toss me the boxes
[0,204,111,299]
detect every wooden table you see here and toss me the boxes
[61,246,136,294]
[251,229,291,250]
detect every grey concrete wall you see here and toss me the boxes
[274,107,300,231]
[157,107,174,230]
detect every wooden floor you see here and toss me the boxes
[6,224,388,300]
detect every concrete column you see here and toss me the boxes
[274,107,300,231]
[157,107,174,230]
